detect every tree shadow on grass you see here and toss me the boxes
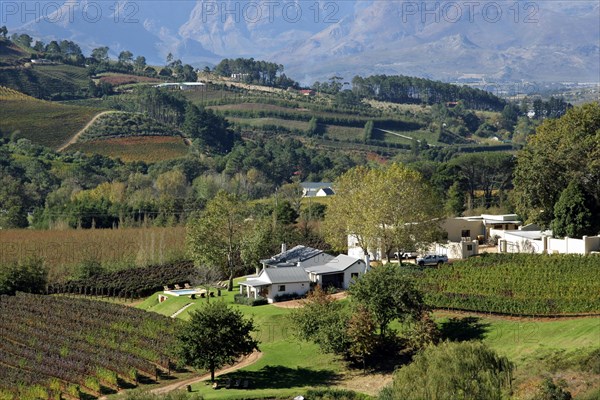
[439,316,490,342]
[217,365,341,390]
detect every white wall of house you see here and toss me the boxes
[266,282,310,303]
[547,236,600,255]
[431,241,478,259]
[348,235,385,260]
[342,262,366,288]
[495,230,600,255]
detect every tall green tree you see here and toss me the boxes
[134,56,147,71]
[448,153,514,210]
[380,341,513,400]
[118,50,134,64]
[186,191,250,290]
[363,120,374,142]
[445,181,465,216]
[176,302,259,382]
[290,287,350,356]
[323,164,443,262]
[513,103,600,229]
[91,46,109,62]
[552,182,593,238]
[307,116,320,136]
[349,264,425,336]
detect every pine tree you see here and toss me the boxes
[552,182,593,238]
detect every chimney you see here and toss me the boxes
[281,243,287,253]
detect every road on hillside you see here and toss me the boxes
[56,110,117,152]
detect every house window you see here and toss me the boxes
[278,285,286,292]
[466,244,473,251]
[351,273,359,280]
[461,230,471,238]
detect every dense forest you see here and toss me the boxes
[351,75,506,110]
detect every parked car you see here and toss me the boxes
[394,250,419,260]
[416,254,448,266]
[394,250,418,259]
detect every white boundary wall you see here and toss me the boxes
[492,228,600,255]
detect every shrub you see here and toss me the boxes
[532,378,572,400]
[581,348,600,374]
[234,294,268,306]
[273,292,303,302]
[381,341,513,400]
[0,257,47,296]
[305,388,372,400]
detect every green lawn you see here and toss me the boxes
[433,312,600,365]
[138,282,345,399]
[135,281,600,399]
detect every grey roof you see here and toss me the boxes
[300,182,333,190]
[317,187,335,195]
[261,245,325,267]
[239,277,270,287]
[262,267,310,284]
[304,255,363,275]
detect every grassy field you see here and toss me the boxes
[0,226,186,282]
[67,136,189,162]
[138,284,349,399]
[134,280,600,399]
[373,128,441,145]
[324,125,365,141]
[0,86,99,148]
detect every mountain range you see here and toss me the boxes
[5,0,600,84]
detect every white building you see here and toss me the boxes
[348,214,522,261]
[300,182,334,198]
[154,82,205,91]
[239,246,367,303]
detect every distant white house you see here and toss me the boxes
[231,73,250,81]
[300,182,334,198]
[240,245,367,303]
[154,82,205,91]
[30,58,54,65]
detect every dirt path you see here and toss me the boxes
[376,128,417,142]
[57,110,116,152]
[272,291,348,309]
[150,351,263,394]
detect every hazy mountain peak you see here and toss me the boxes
[5,0,598,83]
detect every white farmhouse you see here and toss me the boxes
[239,245,367,303]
